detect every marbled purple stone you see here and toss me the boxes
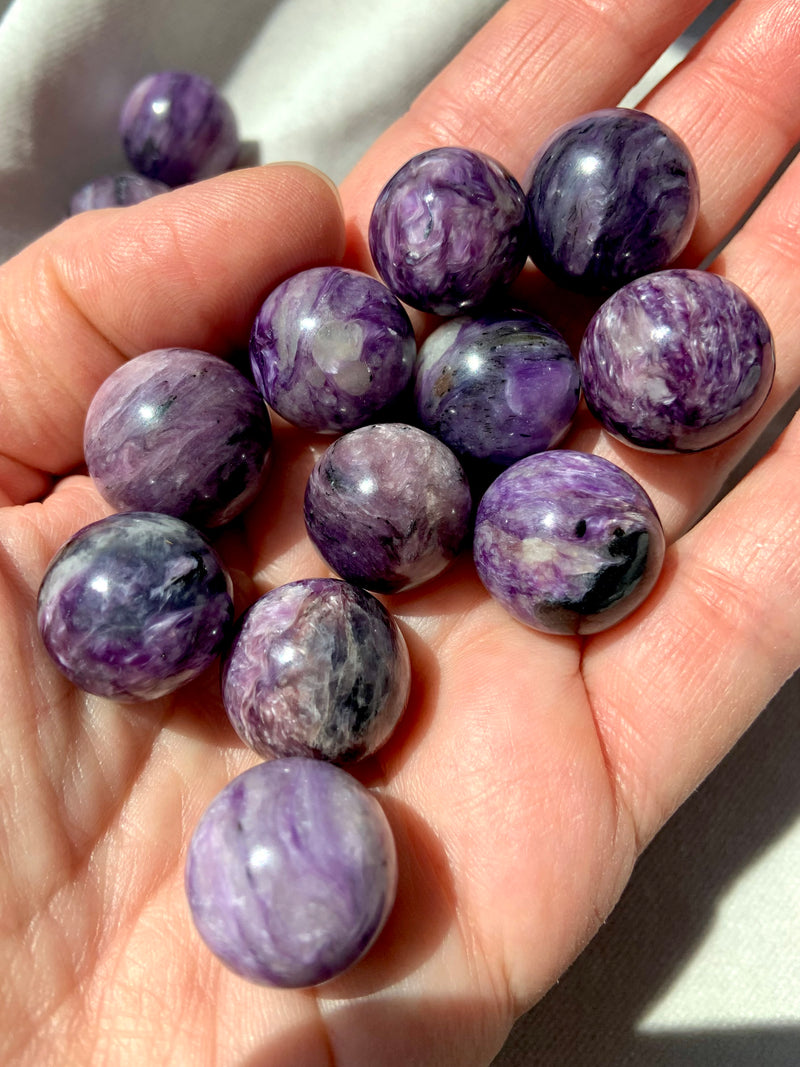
[69,173,169,214]
[368,146,530,315]
[84,348,272,528]
[120,71,239,186]
[37,512,234,700]
[304,423,472,594]
[414,310,579,465]
[526,108,699,294]
[579,269,775,452]
[473,451,665,635]
[222,579,411,762]
[185,758,397,987]
[250,267,416,432]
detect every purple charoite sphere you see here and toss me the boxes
[526,108,699,293]
[579,269,775,452]
[368,146,530,315]
[37,512,234,700]
[250,267,416,432]
[120,71,239,186]
[304,423,472,594]
[185,758,398,987]
[84,348,272,528]
[222,579,411,762]
[473,451,665,635]
[414,310,580,466]
[69,173,169,214]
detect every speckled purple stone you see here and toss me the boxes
[473,451,665,635]
[185,758,397,987]
[222,579,411,762]
[526,108,699,294]
[579,269,775,452]
[368,146,530,315]
[37,512,234,699]
[69,173,169,214]
[414,310,579,465]
[84,348,272,528]
[120,71,239,186]
[304,423,472,593]
[250,267,416,432]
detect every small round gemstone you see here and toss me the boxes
[222,578,411,762]
[120,71,239,186]
[579,269,775,452]
[37,512,234,700]
[250,266,416,432]
[473,450,665,635]
[185,758,398,987]
[69,173,169,214]
[304,423,472,594]
[368,146,530,315]
[526,108,699,294]
[414,310,580,465]
[84,348,272,528]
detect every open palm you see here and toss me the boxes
[2,1,800,1063]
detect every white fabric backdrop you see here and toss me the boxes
[0,1,797,1063]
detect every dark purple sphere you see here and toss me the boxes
[249,267,416,432]
[368,146,530,315]
[69,173,169,214]
[120,71,239,186]
[526,108,699,293]
[473,450,665,635]
[304,423,472,594]
[37,512,234,700]
[84,348,272,528]
[579,269,775,452]
[221,579,411,762]
[414,310,580,465]
[185,758,398,987]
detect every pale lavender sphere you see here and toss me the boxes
[526,108,699,293]
[368,146,530,315]
[579,269,775,452]
[250,267,416,432]
[185,758,398,987]
[120,71,239,186]
[414,310,580,465]
[84,348,272,528]
[37,512,234,700]
[473,451,665,635]
[304,423,472,593]
[222,579,411,762]
[69,173,169,214]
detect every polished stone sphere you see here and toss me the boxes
[579,269,774,451]
[473,450,665,634]
[185,758,398,987]
[69,173,169,214]
[526,108,699,293]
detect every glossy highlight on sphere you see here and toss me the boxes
[250,267,415,432]
[120,70,239,186]
[368,146,530,315]
[579,269,775,452]
[37,512,234,699]
[222,579,411,762]
[526,108,699,293]
[473,451,665,635]
[304,423,472,593]
[185,758,398,987]
[69,173,169,214]
[414,310,579,465]
[84,348,272,528]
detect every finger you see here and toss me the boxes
[0,164,345,496]
[583,407,800,851]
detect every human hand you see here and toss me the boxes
[2,0,800,1064]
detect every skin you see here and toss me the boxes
[1,0,800,1063]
